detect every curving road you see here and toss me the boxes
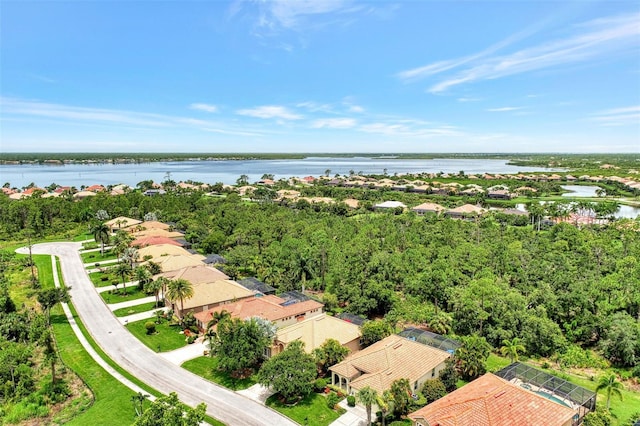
[25,242,296,426]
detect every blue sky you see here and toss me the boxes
[1,0,639,153]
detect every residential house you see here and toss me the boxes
[137,244,205,263]
[487,189,514,200]
[408,373,580,426]
[373,201,407,211]
[193,294,323,331]
[412,202,446,216]
[165,279,255,317]
[271,313,361,357]
[330,335,451,396]
[144,255,205,272]
[131,236,184,248]
[444,204,486,219]
[156,264,229,284]
[104,216,142,232]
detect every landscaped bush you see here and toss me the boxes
[145,321,156,335]
[326,392,341,409]
[314,378,328,393]
[186,335,196,344]
[346,395,355,407]
[421,378,447,403]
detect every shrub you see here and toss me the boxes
[145,322,156,335]
[326,392,341,409]
[632,365,640,379]
[347,395,356,407]
[314,378,328,393]
[421,378,446,403]
[100,276,109,282]
[186,335,196,344]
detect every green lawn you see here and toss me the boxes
[113,301,162,317]
[547,369,640,425]
[486,353,512,372]
[181,356,257,391]
[89,270,120,287]
[126,318,187,352]
[81,249,118,263]
[100,285,149,304]
[266,392,344,426]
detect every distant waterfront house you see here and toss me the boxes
[412,202,446,216]
[342,198,360,209]
[408,370,589,426]
[487,189,514,200]
[330,334,451,396]
[444,204,486,219]
[73,190,97,199]
[143,189,166,196]
[373,201,407,211]
[193,294,323,331]
[270,313,361,357]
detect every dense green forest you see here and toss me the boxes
[1,190,639,372]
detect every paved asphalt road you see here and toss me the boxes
[27,242,296,426]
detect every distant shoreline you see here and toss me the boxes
[1,152,637,167]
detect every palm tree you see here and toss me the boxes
[500,337,526,363]
[595,373,624,410]
[144,279,163,307]
[357,386,378,426]
[429,312,453,335]
[114,262,132,294]
[91,222,110,255]
[207,310,231,330]
[165,278,194,320]
[376,390,394,426]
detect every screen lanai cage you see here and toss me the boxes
[495,363,596,424]
[397,327,461,354]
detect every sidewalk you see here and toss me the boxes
[96,280,139,293]
[118,308,166,325]
[329,399,368,426]
[236,384,276,405]
[159,340,209,365]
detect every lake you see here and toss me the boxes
[0,157,558,188]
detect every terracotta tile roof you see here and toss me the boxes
[156,264,229,284]
[143,255,204,272]
[127,220,171,231]
[132,236,183,248]
[104,216,142,229]
[408,373,577,426]
[412,202,445,212]
[138,244,203,261]
[275,314,360,353]
[446,204,485,215]
[194,295,323,325]
[342,198,360,209]
[330,335,450,395]
[171,280,255,310]
[130,229,184,239]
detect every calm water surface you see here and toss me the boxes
[1,157,558,188]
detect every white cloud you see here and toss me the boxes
[190,103,219,113]
[0,97,266,136]
[358,121,463,138]
[591,105,640,126]
[256,0,357,30]
[398,12,640,93]
[311,118,357,129]
[457,97,481,102]
[236,105,302,120]
[487,106,524,112]
[296,101,335,113]
[348,104,364,113]
[1,97,170,127]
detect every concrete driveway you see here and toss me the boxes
[23,242,296,426]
